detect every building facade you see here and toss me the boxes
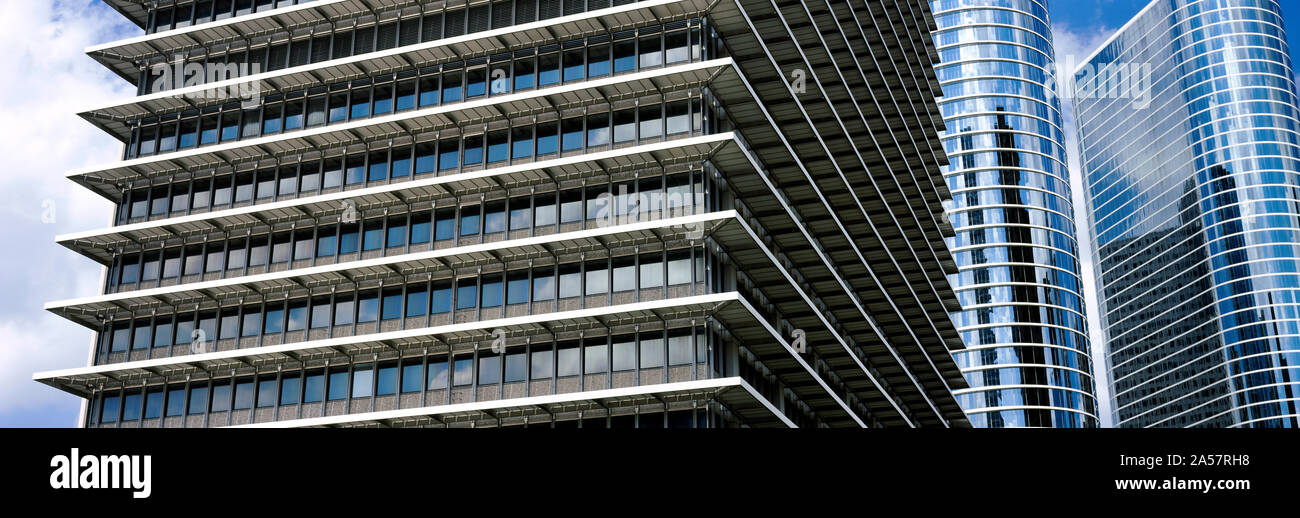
[38,0,972,428]
[930,0,1098,427]
[1075,0,1300,427]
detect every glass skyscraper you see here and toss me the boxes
[1075,0,1300,427]
[36,0,972,428]
[931,0,1099,427]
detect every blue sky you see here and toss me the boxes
[0,1,1298,428]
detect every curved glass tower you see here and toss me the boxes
[931,0,1099,427]
[1076,0,1300,427]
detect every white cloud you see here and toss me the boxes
[1053,23,1119,427]
[0,1,137,426]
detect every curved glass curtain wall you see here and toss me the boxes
[1076,0,1300,428]
[931,0,1098,427]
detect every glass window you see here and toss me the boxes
[639,105,662,140]
[406,287,428,317]
[401,361,423,393]
[210,382,231,412]
[640,332,664,368]
[100,394,120,423]
[287,302,308,332]
[415,143,437,175]
[362,221,384,251]
[585,261,608,295]
[563,49,584,82]
[536,122,558,155]
[121,392,141,421]
[558,264,582,298]
[532,268,555,301]
[387,217,407,248]
[667,250,692,285]
[144,390,164,419]
[584,338,608,374]
[233,380,255,410]
[187,385,208,414]
[640,254,663,288]
[166,387,186,416]
[456,280,477,310]
[352,364,374,398]
[481,275,503,307]
[588,43,610,78]
[218,310,239,340]
[612,335,636,371]
[561,117,583,151]
[132,323,152,350]
[465,68,487,98]
[257,378,277,408]
[153,319,173,348]
[427,359,449,389]
[419,76,440,107]
[505,352,527,382]
[365,152,388,182]
[514,58,535,90]
[327,369,349,400]
[240,308,261,338]
[487,130,509,163]
[439,138,460,170]
[506,272,529,305]
[339,225,359,254]
[511,126,533,160]
[452,356,474,386]
[587,112,609,147]
[435,209,456,241]
[612,257,635,292]
[530,346,553,380]
[410,213,431,244]
[379,291,400,320]
[303,371,326,403]
[484,203,506,234]
[639,35,663,67]
[377,364,398,396]
[263,305,285,334]
[463,134,483,166]
[431,284,453,314]
[334,296,355,326]
[357,292,379,323]
[557,342,580,377]
[668,329,693,365]
[614,39,636,73]
[478,354,501,385]
[281,374,302,405]
[538,53,560,86]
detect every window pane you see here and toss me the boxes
[257,378,277,407]
[377,364,398,396]
[281,375,302,405]
[303,372,324,403]
[401,362,423,393]
[531,347,553,379]
[352,365,373,398]
[478,355,501,384]
[233,380,255,410]
[427,360,449,389]
[612,336,635,371]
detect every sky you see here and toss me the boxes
[0,1,1297,428]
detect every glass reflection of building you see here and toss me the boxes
[932,0,1099,427]
[38,0,974,429]
[1076,0,1300,427]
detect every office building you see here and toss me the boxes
[931,0,1098,427]
[37,0,971,428]
[1075,0,1300,427]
